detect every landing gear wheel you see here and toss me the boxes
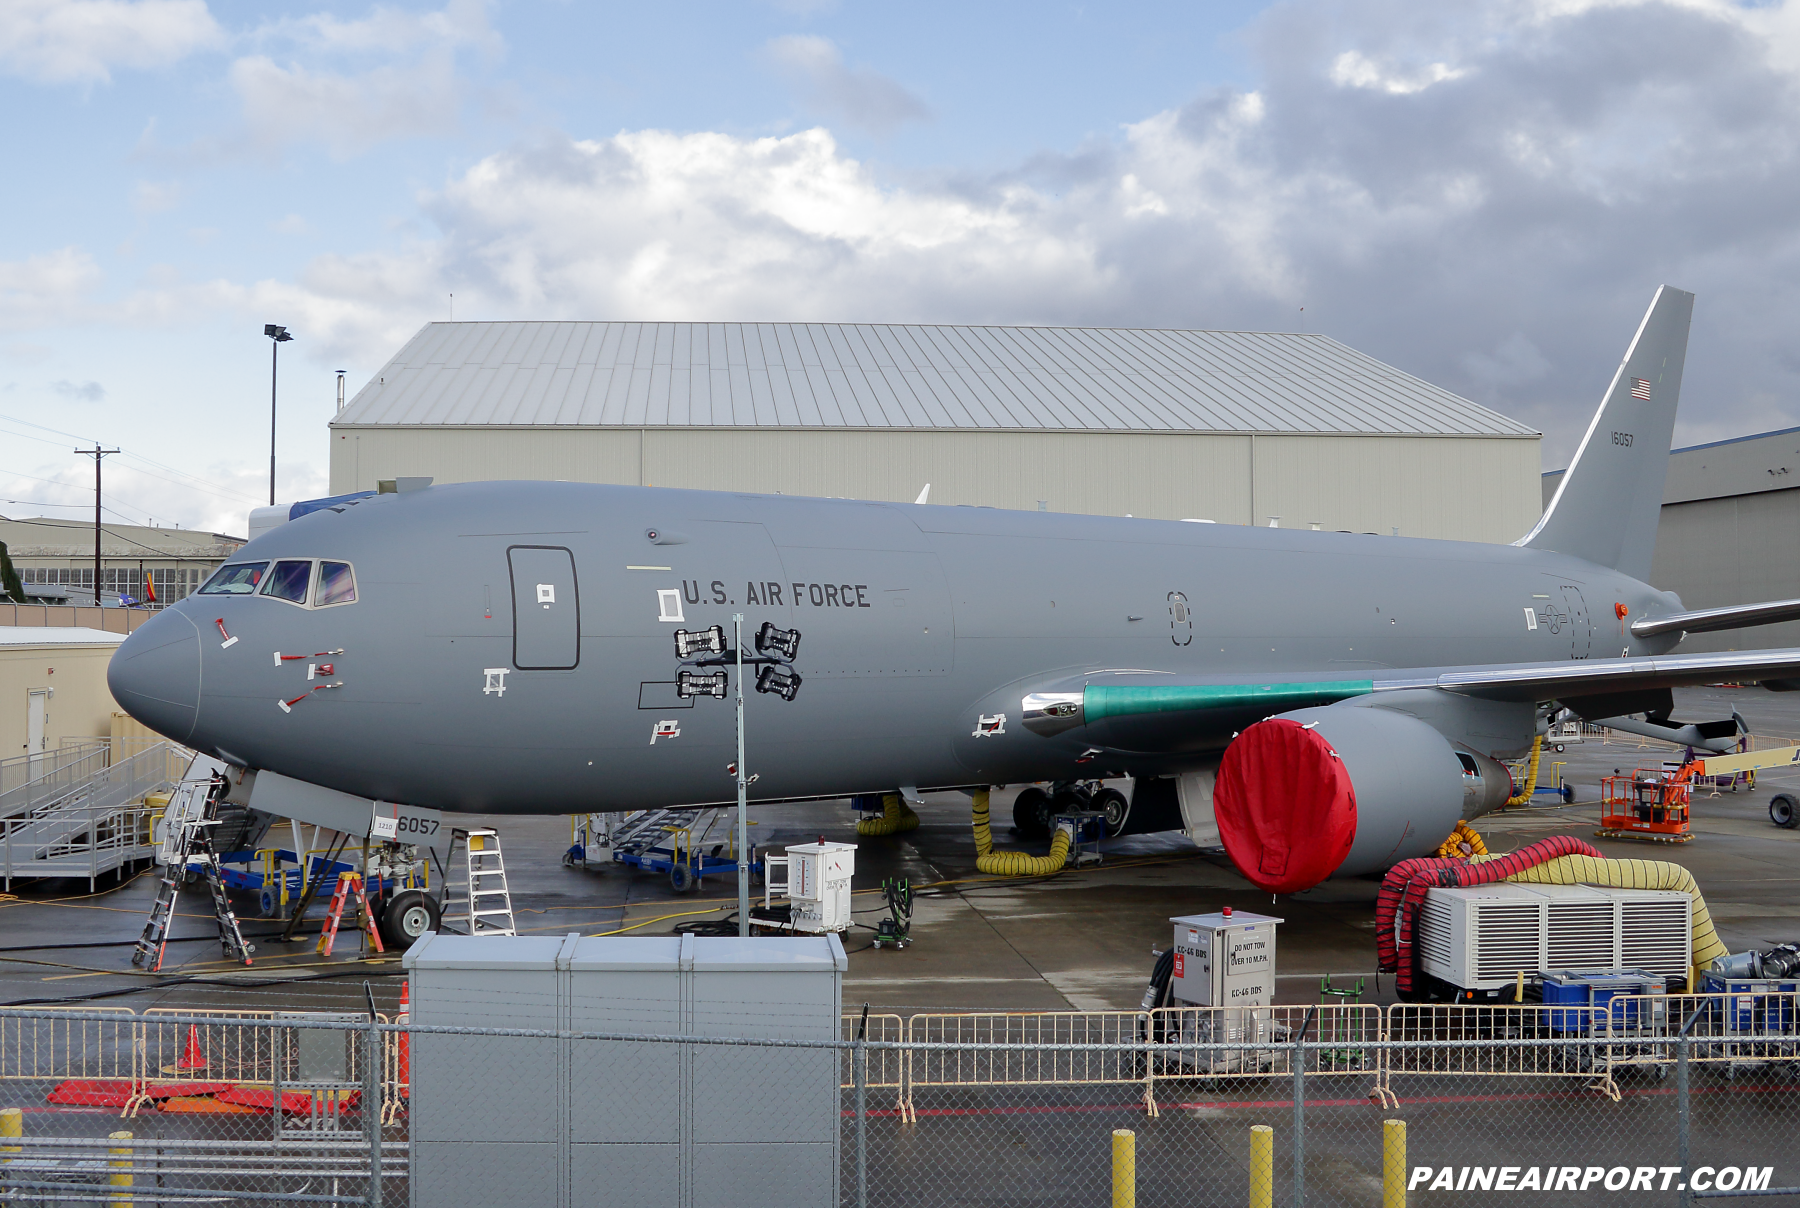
[1771,793,1799,829]
[379,890,442,949]
[670,863,695,893]
[1091,788,1130,837]
[1051,786,1092,818]
[1012,787,1051,838]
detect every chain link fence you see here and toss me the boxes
[1,996,1795,1205]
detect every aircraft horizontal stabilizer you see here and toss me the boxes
[1630,597,1800,639]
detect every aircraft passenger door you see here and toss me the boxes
[509,546,580,670]
[1560,585,1591,660]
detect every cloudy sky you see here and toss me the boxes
[3,0,1799,536]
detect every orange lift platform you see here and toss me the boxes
[1600,743,1800,844]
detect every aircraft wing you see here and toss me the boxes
[1018,647,1800,746]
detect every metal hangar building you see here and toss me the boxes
[329,321,1543,543]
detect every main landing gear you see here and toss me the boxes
[1011,781,1131,839]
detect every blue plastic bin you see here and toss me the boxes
[1542,969,1663,1033]
[1699,972,1800,1032]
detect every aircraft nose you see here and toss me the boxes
[108,612,201,745]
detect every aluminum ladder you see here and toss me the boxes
[448,828,516,936]
[133,818,254,971]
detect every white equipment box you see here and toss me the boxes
[1170,910,1283,1007]
[1416,883,1692,991]
[785,840,856,934]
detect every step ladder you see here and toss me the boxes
[133,820,254,972]
[448,828,516,936]
[315,871,385,957]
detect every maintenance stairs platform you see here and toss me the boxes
[0,742,194,890]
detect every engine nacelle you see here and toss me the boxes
[1213,704,1512,894]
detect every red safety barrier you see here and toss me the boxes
[1375,835,1603,998]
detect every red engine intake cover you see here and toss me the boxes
[1215,717,1358,893]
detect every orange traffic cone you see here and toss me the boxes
[396,982,410,1096]
[173,1025,207,1071]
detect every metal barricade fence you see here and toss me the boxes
[904,1011,1152,1115]
[4,1003,1799,1206]
[841,1012,907,1117]
[1597,991,1800,1076]
[0,1007,138,1084]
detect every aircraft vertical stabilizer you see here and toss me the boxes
[1519,286,1693,581]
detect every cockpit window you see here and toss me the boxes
[198,562,268,595]
[317,562,357,606]
[261,560,314,604]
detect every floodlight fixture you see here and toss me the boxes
[755,621,801,661]
[677,669,729,699]
[755,664,802,702]
[263,324,293,505]
[673,625,727,659]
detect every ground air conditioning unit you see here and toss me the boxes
[1416,883,1691,992]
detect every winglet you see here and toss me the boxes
[914,483,931,505]
[1519,286,1694,581]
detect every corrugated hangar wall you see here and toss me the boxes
[327,427,1543,543]
[328,320,1545,544]
[1545,426,1800,652]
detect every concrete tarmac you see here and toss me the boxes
[2,685,1798,1016]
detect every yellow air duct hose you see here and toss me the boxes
[856,793,920,836]
[1434,821,1488,859]
[1506,736,1543,807]
[1474,852,1727,984]
[972,788,1072,876]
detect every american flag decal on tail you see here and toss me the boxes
[1630,378,1652,400]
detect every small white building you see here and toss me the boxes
[329,321,1543,543]
[0,627,125,766]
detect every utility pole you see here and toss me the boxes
[264,324,293,505]
[75,445,120,607]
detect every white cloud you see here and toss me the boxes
[1329,50,1466,94]
[228,52,461,158]
[0,0,223,84]
[253,0,498,56]
[0,248,104,328]
[131,179,182,213]
[270,214,312,236]
[763,35,931,137]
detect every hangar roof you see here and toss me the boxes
[337,321,1537,438]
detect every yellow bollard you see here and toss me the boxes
[1383,1119,1407,1208]
[0,1106,20,1154]
[109,1130,132,1208]
[1249,1124,1274,1208]
[1112,1128,1136,1208]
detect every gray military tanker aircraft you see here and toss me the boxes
[110,286,1800,938]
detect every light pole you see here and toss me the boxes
[264,324,293,505]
